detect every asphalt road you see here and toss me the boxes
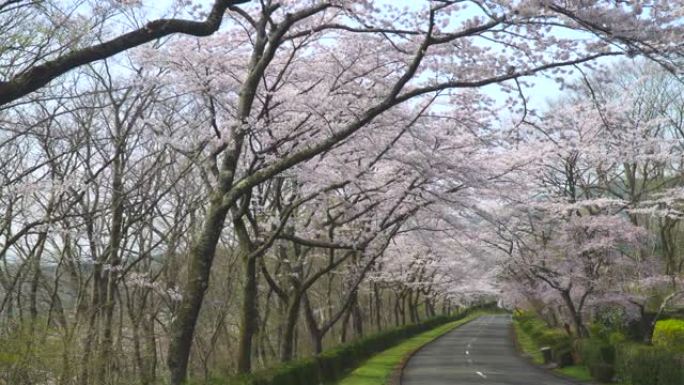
[401,314,576,385]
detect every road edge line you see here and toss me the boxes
[387,314,482,385]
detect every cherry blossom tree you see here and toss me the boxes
[139,2,684,379]
[490,59,684,339]
[4,1,684,384]
[0,0,253,106]
[508,208,648,336]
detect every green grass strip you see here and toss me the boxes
[336,312,484,385]
[512,320,544,365]
[555,365,593,382]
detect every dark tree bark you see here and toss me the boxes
[302,293,323,355]
[340,304,351,344]
[166,199,230,385]
[560,290,588,338]
[351,298,363,338]
[372,283,382,331]
[280,292,303,362]
[236,254,259,373]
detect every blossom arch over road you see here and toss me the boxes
[1,2,684,385]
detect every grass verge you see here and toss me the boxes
[512,320,544,365]
[556,365,594,382]
[336,312,485,385]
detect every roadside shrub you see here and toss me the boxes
[581,338,616,382]
[553,345,574,367]
[515,311,548,336]
[537,329,569,347]
[513,311,573,367]
[581,338,615,365]
[588,362,615,382]
[608,330,626,346]
[544,331,573,367]
[615,343,684,385]
[653,319,684,353]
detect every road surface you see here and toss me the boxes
[402,314,576,385]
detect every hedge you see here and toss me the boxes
[221,304,496,385]
[515,312,684,384]
[580,338,616,382]
[513,311,573,367]
[581,321,684,384]
[654,319,684,353]
[615,343,684,385]
[581,338,615,364]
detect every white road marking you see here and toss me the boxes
[465,350,469,355]
[476,371,487,379]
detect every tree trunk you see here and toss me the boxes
[407,291,417,324]
[352,297,363,339]
[400,293,407,325]
[279,292,303,362]
[166,199,230,385]
[142,315,157,385]
[560,290,587,337]
[303,294,323,354]
[29,230,49,334]
[425,298,435,318]
[393,293,400,326]
[413,292,421,323]
[237,255,259,373]
[373,284,382,331]
[340,305,351,344]
[644,290,683,344]
[642,313,658,344]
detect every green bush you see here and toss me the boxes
[580,338,617,382]
[588,362,615,382]
[537,329,569,347]
[220,306,494,385]
[513,311,573,367]
[608,330,627,346]
[653,319,684,353]
[593,305,630,336]
[515,311,548,336]
[0,321,65,385]
[514,313,684,384]
[615,343,684,385]
[581,338,615,365]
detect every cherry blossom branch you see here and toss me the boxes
[0,0,251,106]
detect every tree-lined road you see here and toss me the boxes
[3,2,682,385]
[402,315,574,385]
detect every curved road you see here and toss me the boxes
[402,314,575,385]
